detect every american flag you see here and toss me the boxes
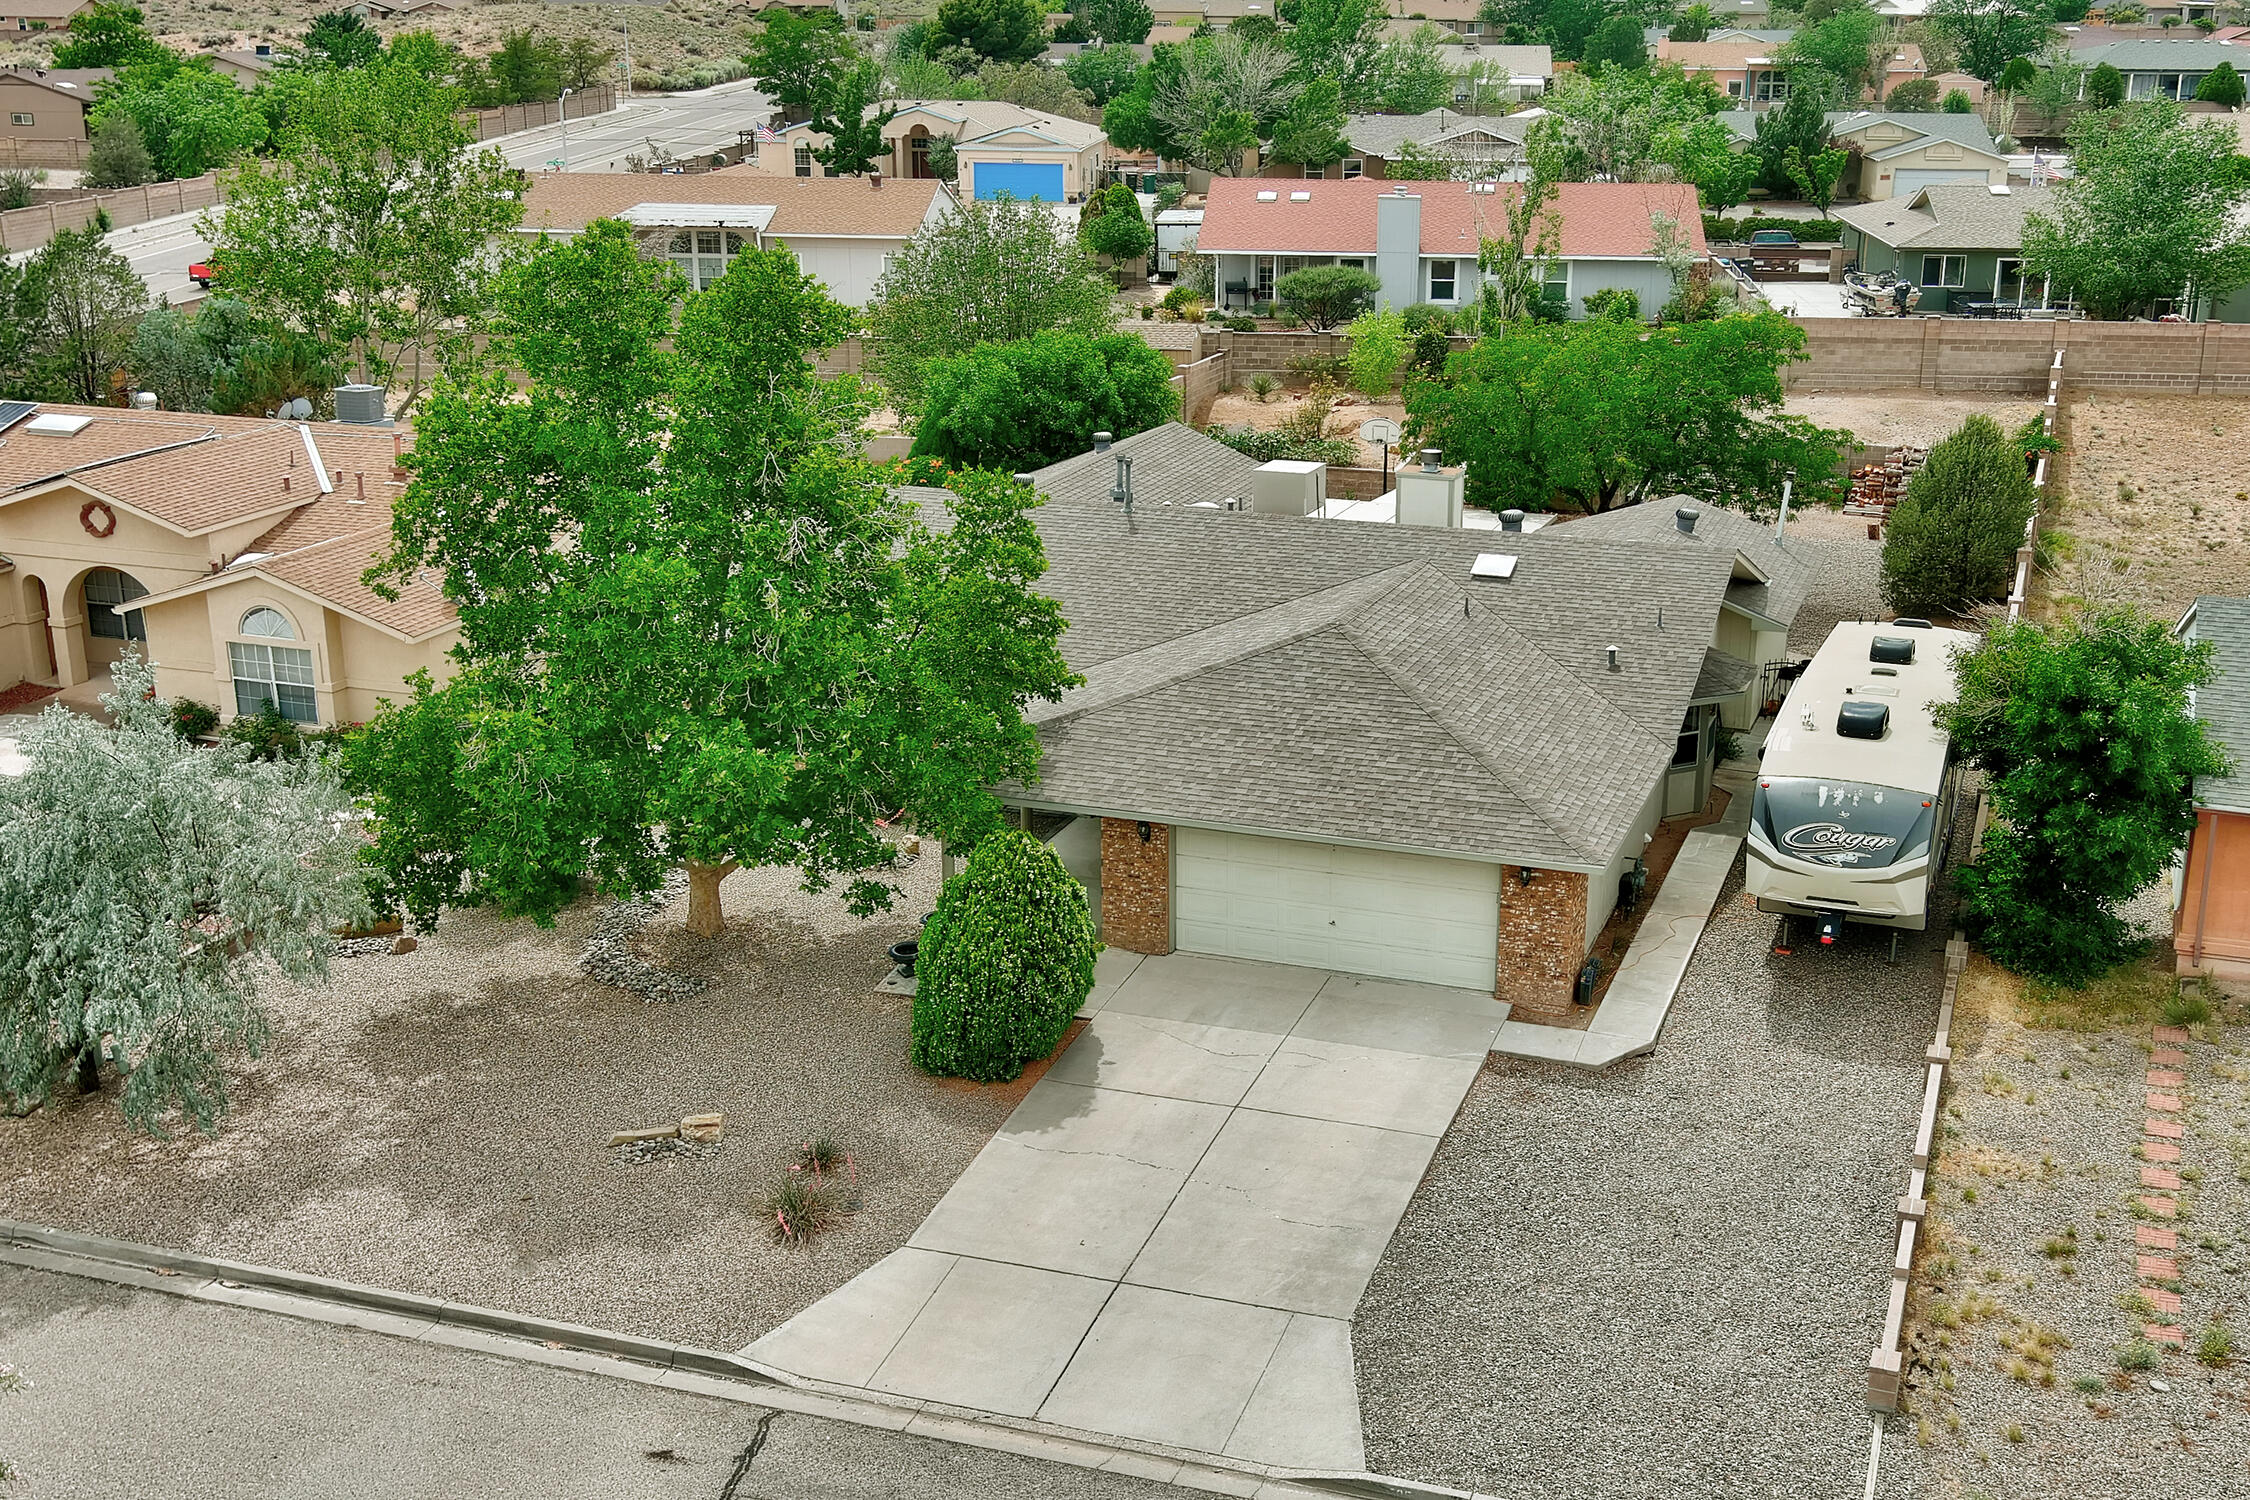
[755,124,780,143]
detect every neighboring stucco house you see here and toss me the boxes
[0,66,105,160]
[1835,183,2059,313]
[0,401,455,728]
[2,0,88,34]
[2174,595,2250,979]
[201,46,284,87]
[1718,109,2008,201]
[1196,176,1706,318]
[752,99,1106,204]
[912,462,1798,1010]
[2073,39,2249,100]
[1256,109,1534,180]
[1664,37,1927,105]
[518,171,956,305]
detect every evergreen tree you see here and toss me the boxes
[1879,414,2037,615]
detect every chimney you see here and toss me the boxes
[1675,504,1701,535]
[1093,431,1113,453]
[1396,454,1465,529]
[1500,508,1524,532]
[1375,188,1422,315]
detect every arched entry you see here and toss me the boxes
[27,576,56,679]
[80,567,149,671]
[907,124,935,179]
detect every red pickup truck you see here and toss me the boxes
[189,259,220,289]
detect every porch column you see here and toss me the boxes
[48,599,88,688]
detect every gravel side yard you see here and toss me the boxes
[1354,861,1945,1498]
[0,851,1049,1351]
[1881,958,2250,1498]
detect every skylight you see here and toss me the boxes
[1289,191,1310,201]
[1471,553,1518,580]
[24,413,93,437]
[1256,190,1278,201]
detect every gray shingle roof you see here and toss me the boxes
[2184,595,2250,814]
[2075,40,2249,71]
[912,486,1747,869]
[1835,183,2055,252]
[1546,496,1816,630]
[1342,109,1533,159]
[1692,646,1756,703]
[1717,109,2002,159]
[1026,423,1263,510]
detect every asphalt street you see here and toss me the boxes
[0,1265,1191,1500]
[7,79,777,306]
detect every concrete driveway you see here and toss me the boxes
[744,952,1509,1473]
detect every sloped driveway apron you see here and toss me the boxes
[744,952,1508,1470]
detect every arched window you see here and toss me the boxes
[84,568,148,642]
[240,607,295,639]
[666,229,750,291]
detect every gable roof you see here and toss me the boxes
[1340,109,1534,160]
[0,66,110,103]
[912,486,1741,869]
[1717,110,2003,160]
[1197,178,1706,259]
[2181,595,2250,815]
[1553,498,1815,631]
[1835,182,2054,252]
[2074,39,2248,70]
[794,98,1106,151]
[520,172,952,239]
[1026,424,1262,510]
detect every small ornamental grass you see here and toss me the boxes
[910,830,1099,1083]
[764,1174,845,1246]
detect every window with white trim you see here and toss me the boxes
[9,112,32,127]
[1921,254,1966,288]
[1342,157,1363,179]
[84,568,147,641]
[229,609,317,723]
[794,143,813,177]
[1427,258,1457,301]
[667,229,749,290]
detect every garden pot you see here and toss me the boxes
[888,939,919,978]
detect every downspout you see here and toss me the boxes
[2191,809,2217,971]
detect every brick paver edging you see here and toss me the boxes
[1866,931,1966,1412]
[0,1220,1453,1500]
[2137,1025,2197,1347]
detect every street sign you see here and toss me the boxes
[1358,418,1401,446]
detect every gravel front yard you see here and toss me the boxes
[1354,857,1947,1498]
[0,850,1048,1351]
[1882,958,2250,1498]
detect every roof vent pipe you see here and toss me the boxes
[1111,454,1134,515]
[1605,644,1620,672]
[1500,508,1524,532]
[1093,431,1112,453]
[1419,448,1440,472]
[1675,503,1701,535]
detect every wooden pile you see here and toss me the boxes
[1844,445,1927,516]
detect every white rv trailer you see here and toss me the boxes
[1747,618,1974,951]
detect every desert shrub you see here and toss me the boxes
[1411,326,1452,378]
[764,1174,845,1244]
[1581,287,1641,322]
[1204,424,1357,465]
[1225,316,1257,331]
[2162,986,2214,1027]
[1160,283,1205,317]
[910,829,1099,1083]
[1345,308,1408,396]
[1274,264,1379,331]
[224,703,307,762]
[2117,1339,2159,1372]
[168,696,220,740]
[1248,371,1279,402]
[1401,301,1453,335]
[1880,414,2037,616]
[1282,352,1349,383]
[2199,1320,2234,1366]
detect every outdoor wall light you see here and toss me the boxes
[1137,821,1152,843]
[1518,866,1538,886]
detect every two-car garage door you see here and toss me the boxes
[1172,828,1501,991]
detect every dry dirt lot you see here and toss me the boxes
[1204,387,1406,467]
[2046,394,2250,623]
[1883,957,2250,1499]
[1785,393,2044,451]
[0,852,1046,1352]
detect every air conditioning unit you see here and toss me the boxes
[1252,460,1326,516]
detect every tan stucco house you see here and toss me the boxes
[750,99,1106,204]
[1718,109,2009,202]
[0,402,454,728]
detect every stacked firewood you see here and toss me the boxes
[1843,445,1927,516]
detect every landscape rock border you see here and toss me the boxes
[580,872,707,1001]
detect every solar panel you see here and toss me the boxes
[0,401,36,435]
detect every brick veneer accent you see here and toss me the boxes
[1100,817,1173,956]
[1493,866,1588,1013]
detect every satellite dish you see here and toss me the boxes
[282,397,313,420]
[1358,417,1401,446]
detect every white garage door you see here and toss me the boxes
[1891,168,1987,195]
[1173,828,1501,991]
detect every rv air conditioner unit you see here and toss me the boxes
[1836,700,1890,740]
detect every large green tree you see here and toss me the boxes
[1063,42,1145,105]
[1657,116,1758,213]
[91,58,268,181]
[864,196,1117,409]
[352,223,1075,940]
[812,60,900,175]
[1940,609,2230,985]
[745,10,860,122]
[19,223,147,403]
[0,653,368,1135]
[1525,62,1727,184]
[2023,103,2250,321]
[1777,1,1885,101]
[303,9,382,70]
[1878,414,2036,615]
[1277,0,1388,111]
[1086,0,1155,44]
[1151,32,1300,173]
[1402,311,1840,512]
[202,60,523,412]
[931,0,1049,65]
[1752,82,1837,196]
[50,0,167,69]
[1925,0,2055,84]
[911,330,1178,471]
[1079,181,1153,263]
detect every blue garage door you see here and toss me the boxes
[973,161,1066,202]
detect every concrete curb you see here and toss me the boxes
[0,1221,1483,1500]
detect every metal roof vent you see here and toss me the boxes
[1605,644,1620,672]
[333,384,387,425]
[1419,447,1441,471]
[1092,431,1112,452]
[1500,508,1524,532]
[1838,700,1891,740]
[1870,635,1916,665]
[1111,454,1134,514]
[130,390,158,410]
[1471,553,1517,580]
[1675,504,1701,535]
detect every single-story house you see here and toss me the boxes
[2174,595,2250,979]
[0,66,106,152]
[1027,424,1264,510]
[1196,176,1706,318]
[1256,109,1534,180]
[752,99,1106,204]
[1664,37,1926,105]
[2,0,88,33]
[912,459,1803,1009]
[202,46,285,87]
[1718,109,2008,201]
[517,171,956,305]
[0,400,454,727]
[1148,0,1273,25]
[2073,39,2250,100]
[1381,0,1484,33]
[1835,183,2059,313]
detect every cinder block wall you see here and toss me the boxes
[1100,817,1173,955]
[1787,317,2250,396]
[1495,867,1589,1014]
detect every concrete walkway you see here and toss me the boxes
[1493,759,1757,1069]
[744,952,1509,1471]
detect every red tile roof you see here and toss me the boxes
[1195,178,1707,260]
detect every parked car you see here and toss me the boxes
[1747,229,1799,248]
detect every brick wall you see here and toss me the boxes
[1100,817,1172,955]
[1788,317,2250,397]
[1494,867,1589,1014]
